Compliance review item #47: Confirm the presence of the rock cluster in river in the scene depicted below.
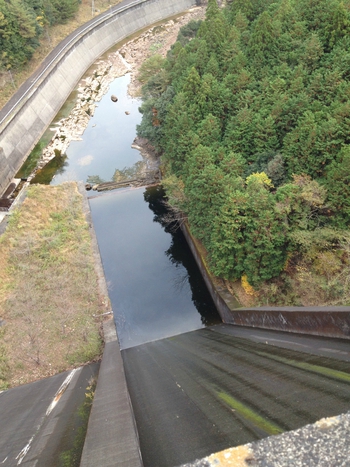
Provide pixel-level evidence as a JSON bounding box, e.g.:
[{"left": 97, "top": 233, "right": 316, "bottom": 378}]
[{"left": 34, "top": 52, "right": 131, "bottom": 172}]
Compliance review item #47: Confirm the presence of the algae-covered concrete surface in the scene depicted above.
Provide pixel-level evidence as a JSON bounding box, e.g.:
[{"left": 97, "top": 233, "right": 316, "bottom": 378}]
[
  {"left": 80, "top": 322, "right": 350, "bottom": 467},
  {"left": 122, "top": 325, "right": 350, "bottom": 467}
]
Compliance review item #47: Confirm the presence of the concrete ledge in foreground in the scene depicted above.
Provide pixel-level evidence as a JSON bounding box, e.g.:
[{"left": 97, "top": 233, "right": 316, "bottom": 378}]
[
  {"left": 180, "top": 411, "right": 350, "bottom": 467},
  {"left": 80, "top": 319, "right": 143, "bottom": 467}
]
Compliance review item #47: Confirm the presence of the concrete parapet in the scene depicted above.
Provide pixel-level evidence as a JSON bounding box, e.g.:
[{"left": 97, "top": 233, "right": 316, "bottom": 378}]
[
  {"left": 0, "top": 0, "right": 196, "bottom": 197},
  {"left": 80, "top": 320, "right": 143, "bottom": 467},
  {"left": 181, "top": 412, "right": 350, "bottom": 467},
  {"left": 224, "top": 307, "right": 350, "bottom": 339}
]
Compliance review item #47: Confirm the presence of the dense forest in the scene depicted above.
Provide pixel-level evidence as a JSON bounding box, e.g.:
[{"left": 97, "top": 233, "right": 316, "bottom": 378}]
[
  {"left": 0, "top": 0, "right": 80, "bottom": 70},
  {"left": 137, "top": 0, "right": 350, "bottom": 305}
]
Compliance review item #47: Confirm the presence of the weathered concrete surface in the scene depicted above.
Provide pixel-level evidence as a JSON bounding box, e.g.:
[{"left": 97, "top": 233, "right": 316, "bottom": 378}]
[
  {"left": 223, "top": 306, "right": 350, "bottom": 340},
  {"left": 0, "top": 0, "right": 197, "bottom": 197},
  {"left": 181, "top": 412, "right": 350, "bottom": 467},
  {"left": 80, "top": 319, "right": 143, "bottom": 467},
  {"left": 181, "top": 223, "right": 350, "bottom": 340},
  {"left": 122, "top": 325, "right": 350, "bottom": 467},
  {"left": 0, "top": 364, "right": 99, "bottom": 467}
]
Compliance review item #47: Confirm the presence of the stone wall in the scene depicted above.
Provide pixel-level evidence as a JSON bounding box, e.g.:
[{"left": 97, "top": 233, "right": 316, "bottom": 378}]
[{"left": 0, "top": 0, "right": 196, "bottom": 197}]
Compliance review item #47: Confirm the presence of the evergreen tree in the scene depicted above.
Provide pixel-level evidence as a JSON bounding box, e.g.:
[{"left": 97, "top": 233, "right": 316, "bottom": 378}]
[
  {"left": 137, "top": 0, "right": 350, "bottom": 289},
  {"left": 0, "top": 0, "right": 80, "bottom": 71},
  {"left": 324, "top": 146, "right": 350, "bottom": 227}
]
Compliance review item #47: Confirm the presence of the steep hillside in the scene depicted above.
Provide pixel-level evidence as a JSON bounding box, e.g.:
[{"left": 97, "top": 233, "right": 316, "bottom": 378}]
[{"left": 137, "top": 0, "right": 350, "bottom": 306}]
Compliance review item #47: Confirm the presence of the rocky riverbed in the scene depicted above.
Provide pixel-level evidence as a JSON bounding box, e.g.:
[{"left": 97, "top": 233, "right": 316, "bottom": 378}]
[{"left": 32, "top": 5, "right": 206, "bottom": 182}]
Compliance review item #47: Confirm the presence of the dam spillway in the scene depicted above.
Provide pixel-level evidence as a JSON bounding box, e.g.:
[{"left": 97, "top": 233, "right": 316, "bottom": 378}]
[
  {"left": 2, "top": 6, "right": 350, "bottom": 465},
  {"left": 122, "top": 324, "right": 350, "bottom": 467}
]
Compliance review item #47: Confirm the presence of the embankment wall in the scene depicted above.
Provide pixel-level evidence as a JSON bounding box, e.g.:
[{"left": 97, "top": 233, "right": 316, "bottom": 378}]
[
  {"left": 0, "top": 0, "right": 197, "bottom": 196},
  {"left": 181, "top": 224, "right": 350, "bottom": 340}
]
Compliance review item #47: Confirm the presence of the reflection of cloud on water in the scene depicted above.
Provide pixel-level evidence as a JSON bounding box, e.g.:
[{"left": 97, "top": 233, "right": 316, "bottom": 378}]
[{"left": 77, "top": 155, "right": 93, "bottom": 166}]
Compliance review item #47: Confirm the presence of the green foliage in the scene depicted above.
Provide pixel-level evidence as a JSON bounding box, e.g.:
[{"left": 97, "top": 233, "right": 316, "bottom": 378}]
[
  {"left": 0, "top": 0, "right": 79, "bottom": 70},
  {"left": 176, "top": 19, "right": 202, "bottom": 46},
  {"left": 138, "top": 55, "right": 166, "bottom": 85},
  {"left": 137, "top": 0, "right": 350, "bottom": 288},
  {"left": 324, "top": 146, "right": 350, "bottom": 227}
]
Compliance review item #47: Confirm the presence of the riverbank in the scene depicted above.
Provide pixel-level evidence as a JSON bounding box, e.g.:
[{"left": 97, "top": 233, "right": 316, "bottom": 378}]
[
  {"left": 0, "top": 182, "right": 108, "bottom": 388},
  {"left": 28, "top": 6, "right": 206, "bottom": 181}
]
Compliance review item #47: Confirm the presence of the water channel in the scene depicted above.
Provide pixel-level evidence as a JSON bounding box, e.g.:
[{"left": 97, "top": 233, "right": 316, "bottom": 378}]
[
  {"left": 40, "top": 72, "right": 221, "bottom": 349},
  {"left": 31, "top": 62, "right": 350, "bottom": 467}
]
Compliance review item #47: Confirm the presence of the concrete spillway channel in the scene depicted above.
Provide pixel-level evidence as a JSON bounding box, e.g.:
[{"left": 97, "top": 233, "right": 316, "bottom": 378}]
[{"left": 121, "top": 324, "right": 350, "bottom": 467}]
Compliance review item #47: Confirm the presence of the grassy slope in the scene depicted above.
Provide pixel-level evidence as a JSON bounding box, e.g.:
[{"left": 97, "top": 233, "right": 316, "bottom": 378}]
[{"left": 0, "top": 183, "right": 107, "bottom": 389}]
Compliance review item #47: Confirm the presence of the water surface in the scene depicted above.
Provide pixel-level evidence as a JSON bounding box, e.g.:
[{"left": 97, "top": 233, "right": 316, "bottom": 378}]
[
  {"left": 51, "top": 74, "right": 142, "bottom": 185},
  {"left": 89, "top": 185, "right": 220, "bottom": 349},
  {"left": 39, "top": 72, "right": 221, "bottom": 348}
]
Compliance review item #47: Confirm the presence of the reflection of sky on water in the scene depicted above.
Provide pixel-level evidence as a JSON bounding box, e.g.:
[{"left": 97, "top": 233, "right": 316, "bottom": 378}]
[
  {"left": 51, "top": 74, "right": 142, "bottom": 185},
  {"left": 52, "top": 71, "right": 220, "bottom": 348},
  {"left": 89, "top": 187, "right": 220, "bottom": 349}
]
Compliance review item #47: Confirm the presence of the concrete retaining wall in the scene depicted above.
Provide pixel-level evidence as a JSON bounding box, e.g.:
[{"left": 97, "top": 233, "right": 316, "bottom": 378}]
[
  {"left": 0, "top": 0, "right": 197, "bottom": 197},
  {"left": 181, "top": 223, "right": 350, "bottom": 340},
  {"left": 180, "top": 223, "right": 239, "bottom": 322},
  {"left": 224, "top": 307, "right": 350, "bottom": 339}
]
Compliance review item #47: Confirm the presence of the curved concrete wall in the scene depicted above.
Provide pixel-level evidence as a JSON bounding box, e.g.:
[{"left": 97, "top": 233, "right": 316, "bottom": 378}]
[{"left": 0, "top": 0, "right": 197, "bottom": 197}]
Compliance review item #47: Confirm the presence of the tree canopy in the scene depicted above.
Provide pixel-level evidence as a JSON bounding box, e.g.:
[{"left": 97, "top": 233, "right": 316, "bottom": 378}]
[
  {"left": 137, "top": 0, "right": 350, "bottom": 297},
  {"left": 0, "top": 0, "right": 79, "bottom": 70}
]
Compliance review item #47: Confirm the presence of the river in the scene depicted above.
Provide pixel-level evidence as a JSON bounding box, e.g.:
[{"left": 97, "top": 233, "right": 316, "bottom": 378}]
[{"left": 38, "top": 72, "right": 221, "bottom": 349}]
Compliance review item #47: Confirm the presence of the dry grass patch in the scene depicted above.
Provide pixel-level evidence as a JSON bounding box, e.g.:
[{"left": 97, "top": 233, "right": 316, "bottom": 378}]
[{"left": 0, "top": 183, "right": 107, "bottom": 389}]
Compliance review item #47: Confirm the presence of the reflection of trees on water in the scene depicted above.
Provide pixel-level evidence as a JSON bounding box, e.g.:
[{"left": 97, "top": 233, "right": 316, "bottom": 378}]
[
  {"left": 144, "top": 185, "right": 221, "bottom": 327},
  {"left": 112, "top": 161, "right": 147, "bottom": 183},
  {"left": 87, "top": 161, "right": 147, "bottom": 186},
  {"left": 86, "top": 174, "right": 105, "bottom": 185},
  {"left": 31, "top": 154, "right": 69, "bottom": 185}
]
